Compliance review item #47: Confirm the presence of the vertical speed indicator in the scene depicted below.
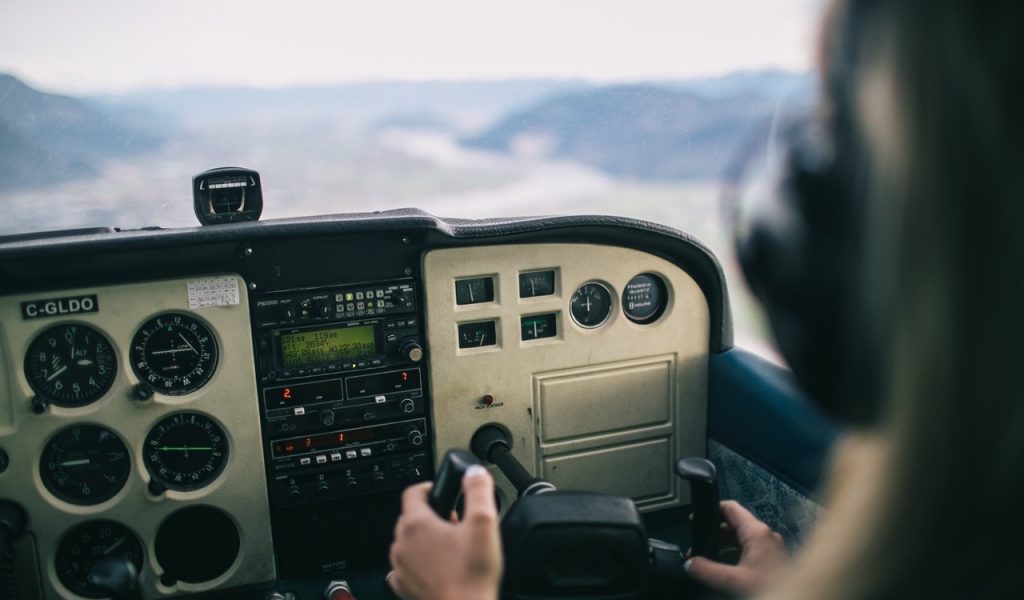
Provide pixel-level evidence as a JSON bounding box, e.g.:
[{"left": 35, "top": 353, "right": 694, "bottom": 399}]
[{"left": 131, "top": 313, "right": 218, "bottom": 395}]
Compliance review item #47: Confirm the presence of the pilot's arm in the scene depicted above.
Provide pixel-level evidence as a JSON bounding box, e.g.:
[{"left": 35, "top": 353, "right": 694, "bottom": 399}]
[{"left": 388, "top": 465, "right": 503, "bottom": 600}]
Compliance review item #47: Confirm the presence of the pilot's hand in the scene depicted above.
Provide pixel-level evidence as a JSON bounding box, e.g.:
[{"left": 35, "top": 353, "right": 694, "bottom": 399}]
[
  {"left": 685, "top": 500, "right": 788, "bottom": 598},
  {"left": 388, "top": 465, "right": 502, "bottom": 600}
]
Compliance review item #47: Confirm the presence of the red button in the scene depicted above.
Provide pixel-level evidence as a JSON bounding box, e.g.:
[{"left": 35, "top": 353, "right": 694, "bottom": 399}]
[{"left": 482, "top": 395, "right": 494, "bottom": 405}]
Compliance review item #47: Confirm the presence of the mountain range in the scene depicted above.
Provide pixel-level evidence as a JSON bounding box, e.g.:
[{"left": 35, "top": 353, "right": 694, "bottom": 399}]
[
  {"left": 464, "top": 73, "right": 813, "bottom": 180},
  {"left": 0, "top": 70, "right": 812, "bottom": 191},
  {"left": 0, "top": 74, "right": 164, "bottom": 190}
]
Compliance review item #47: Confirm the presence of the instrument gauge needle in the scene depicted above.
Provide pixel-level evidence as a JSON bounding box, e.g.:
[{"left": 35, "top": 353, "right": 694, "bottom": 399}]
[
  {"left": 47, "top": 365, "right": 68, "bottom": 381},
  {"left": 178, "top": 333, "right": 199, "bottom": 354},
  {"left": 103, "top": 536, "right": 128, "bottom": 555}
]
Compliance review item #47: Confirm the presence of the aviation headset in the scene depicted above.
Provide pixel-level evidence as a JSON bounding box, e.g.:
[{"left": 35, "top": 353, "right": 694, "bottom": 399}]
[{"left": 730, "top": 0, "right": 886, "bottom": 427}]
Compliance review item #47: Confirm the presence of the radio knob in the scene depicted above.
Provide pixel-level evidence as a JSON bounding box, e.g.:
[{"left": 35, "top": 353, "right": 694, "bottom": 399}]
[
  {"left": 399, "top": 339, "right": 424, "bottom": 362},
  {"left": 316, "top": 481, "right": 330, "bottom": 494},
  {"left": 372, "top": 472, "right": 385, "bottom": 485},
  {"left": 287, "top": 484, "right": 301, "bottom": 497},
  {"left": 320, "top": 410, "right": 336, "bottom": 426},
  {"left": 405, "top": 426, "right": 425, "bottom": 447},
  {"left": 399, "top": 398, "right": 415, "bottom": 413},
  {"left": 345, "top": 476, "right": 359, "bottom": 490}
]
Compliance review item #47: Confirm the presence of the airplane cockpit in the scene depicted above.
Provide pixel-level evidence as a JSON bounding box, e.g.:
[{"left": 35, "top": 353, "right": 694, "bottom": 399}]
[
  {"left": 0, "top": 180, "right": 838, "bottom": 600},
  {"left": 0, "top": 3, "right": 848, "bottom": 598}
]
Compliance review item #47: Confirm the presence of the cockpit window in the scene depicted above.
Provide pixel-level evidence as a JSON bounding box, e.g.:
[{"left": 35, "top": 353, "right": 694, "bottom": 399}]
[{"left": 0, "top": 0, "right": 823, "bottom": 354}]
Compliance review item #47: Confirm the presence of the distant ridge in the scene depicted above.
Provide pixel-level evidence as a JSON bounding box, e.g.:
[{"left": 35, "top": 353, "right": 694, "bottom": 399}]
[
  {"left": 462, "top": 79, "right": 812, "bottom": 180},
  {"left": 0, "top": 74, "right": 163, "bottom": 190}
]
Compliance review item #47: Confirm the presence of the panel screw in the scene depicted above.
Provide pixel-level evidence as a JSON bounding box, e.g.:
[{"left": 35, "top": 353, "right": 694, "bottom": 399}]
[
  {"left": 244, "top": 246, "right": 254, "bottom": 257},
  {"left": 249, "top": 282, "right": 257, "bottom": 290}
]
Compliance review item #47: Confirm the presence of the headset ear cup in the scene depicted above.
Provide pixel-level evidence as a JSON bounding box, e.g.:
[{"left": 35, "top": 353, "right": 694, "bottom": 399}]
[{"left": 737, "top": 136, "right": 880, "bottom": 425}]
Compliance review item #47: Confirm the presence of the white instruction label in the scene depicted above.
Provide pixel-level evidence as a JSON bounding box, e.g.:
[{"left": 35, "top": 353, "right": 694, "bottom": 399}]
[{"left": 187, "top": 276, "right": 241, "bottom": 309}]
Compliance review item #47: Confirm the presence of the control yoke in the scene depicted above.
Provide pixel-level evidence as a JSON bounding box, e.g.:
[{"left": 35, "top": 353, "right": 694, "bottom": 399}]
[{"left": 428, "top": 426, "right": 729, "bottom": 599}]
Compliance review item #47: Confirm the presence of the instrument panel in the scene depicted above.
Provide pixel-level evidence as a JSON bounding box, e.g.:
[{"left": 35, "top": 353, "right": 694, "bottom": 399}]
[
  {"left": 0, "top": 216, "right": 725, "bottom": 599},
  {"left": 0, "top": 275, "right": 275, "bottom": 598}
]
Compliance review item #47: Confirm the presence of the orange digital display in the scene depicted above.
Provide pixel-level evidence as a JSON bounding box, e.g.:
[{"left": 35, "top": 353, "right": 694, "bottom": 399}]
[{"left": 264, "top": 379, "right": 342, "bottom": 410}]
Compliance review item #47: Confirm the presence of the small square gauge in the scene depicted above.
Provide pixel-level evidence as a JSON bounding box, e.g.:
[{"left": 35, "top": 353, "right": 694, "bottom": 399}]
[
  {"left": 521, "top": 313, "right": 557, "bottom": 341},
  {"left": 458, "top": 321, "right": 497, "bottom": 348},
  {"left": 455, "top": 277, "right": 495, "bottom": 305},
  {"left": 518, "top": 270, "right": 556, "bottom": 298}
]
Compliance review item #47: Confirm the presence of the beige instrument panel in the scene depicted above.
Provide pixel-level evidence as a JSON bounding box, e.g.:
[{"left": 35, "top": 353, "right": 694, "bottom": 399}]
[
  {"left": 0, "top": 275, "right": 275, "bottom": 599},
  {"left": 424, "top": 243, "right": 709, "bottom": 511}
]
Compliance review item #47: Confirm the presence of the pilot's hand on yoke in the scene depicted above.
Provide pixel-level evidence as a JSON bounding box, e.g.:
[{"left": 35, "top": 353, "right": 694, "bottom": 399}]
[
  {"left": 685, "top": 500, "right": 789, "bottom": 598},
  {"left": 388, "top": 465, "right": 502, "bottom": 600}
]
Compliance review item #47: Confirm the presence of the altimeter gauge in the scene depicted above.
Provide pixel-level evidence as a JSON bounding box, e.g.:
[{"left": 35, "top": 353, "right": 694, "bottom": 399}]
[
  {"left": 25, "top": 323, "right": 117, "bottom": 407},
  {"left": 130, "top": 313, "right": 218, "bottom": 395},
  {"left": 144, "top": 412, "right": 228, "bottom": 491}
]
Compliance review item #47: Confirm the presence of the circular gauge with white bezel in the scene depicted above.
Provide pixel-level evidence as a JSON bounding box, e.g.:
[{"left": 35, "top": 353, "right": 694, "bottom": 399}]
[
  {"left": 130, "top": 313, "right": 218, "bottom": 395},
  {"left": 25, "top": 323, "right": 117, "bottom": 407},
  {"left": 570, "top": 282, "right": 613, "bottom": 328}
]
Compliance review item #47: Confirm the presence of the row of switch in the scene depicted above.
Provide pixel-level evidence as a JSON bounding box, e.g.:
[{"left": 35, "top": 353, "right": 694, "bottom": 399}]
[
  {"left": 298, "top": 446, "right": 375, "bottom": 467},
  {"left": 335, "top": 289, "right": 387, "bottom": 302}
]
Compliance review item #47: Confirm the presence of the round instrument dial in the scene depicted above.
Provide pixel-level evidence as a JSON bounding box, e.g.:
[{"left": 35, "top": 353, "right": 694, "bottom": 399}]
[
  {"left": 130, "top": 313, "right": 218, "bottom": 395},
  {"left": 144, "top": 412, "right": 228, "bottom": 491},
  {"left": 622, "top": 274, "right": 668, "bottom": 324},
  {"left": 570, "top": 282, "right": 613, "bottom": 328},
  {"left": 25, "top": 324, "right": 117, "bottom": 407},
  {"left": 55, "top": 521, "right": 144, "bottom": 598},
  {"left": 40, "top": 424, "right": 131, "bottom": 505}
]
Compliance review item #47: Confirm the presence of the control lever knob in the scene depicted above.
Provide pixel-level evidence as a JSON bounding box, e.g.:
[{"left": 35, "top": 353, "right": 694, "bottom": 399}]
[
  {"left": 675, "top": 457, "right": 721, "bottom": 559},
  {"left": 429, "top": 450, "right": 480, "bottom": 517},
  {"left": 399, "top": 339, "right": 424, "bottom": 362},
  {"left": 87, "top": 556, "right": 142, "bottom": 600}
]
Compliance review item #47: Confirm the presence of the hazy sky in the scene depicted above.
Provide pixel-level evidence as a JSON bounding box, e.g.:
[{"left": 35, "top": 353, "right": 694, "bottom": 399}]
[{"left": 1, "top": 0, "right": 824, "bottom": 93}]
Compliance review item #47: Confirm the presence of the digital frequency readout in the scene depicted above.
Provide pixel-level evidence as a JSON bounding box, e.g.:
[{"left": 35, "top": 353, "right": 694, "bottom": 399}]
[{"left": 279, "top": 325, "right": 376, "bottom": 367}]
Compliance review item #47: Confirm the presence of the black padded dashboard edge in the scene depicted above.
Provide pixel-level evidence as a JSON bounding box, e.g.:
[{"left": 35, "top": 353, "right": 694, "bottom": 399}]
[{"left": 0, "top": 209, "right": 733, "bottom": 352}]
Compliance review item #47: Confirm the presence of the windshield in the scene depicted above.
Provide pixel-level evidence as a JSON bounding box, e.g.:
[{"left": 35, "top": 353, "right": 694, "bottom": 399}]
[{"left": 0, "top": 0, "right": 824, "bottom": 355}]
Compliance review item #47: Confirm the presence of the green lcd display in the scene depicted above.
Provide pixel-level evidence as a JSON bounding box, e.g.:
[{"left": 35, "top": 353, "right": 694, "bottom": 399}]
[{"left": 279, "top": 325, "right": 376, "bottom": 367}]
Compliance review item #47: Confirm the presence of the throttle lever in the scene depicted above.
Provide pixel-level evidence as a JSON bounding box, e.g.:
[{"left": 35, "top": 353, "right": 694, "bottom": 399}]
[
  {"left": 429, "top": 449, "right": 481, "bottom": 518},
  {"left": 675, "top": 457, "right": 721, "bottom": 559}
]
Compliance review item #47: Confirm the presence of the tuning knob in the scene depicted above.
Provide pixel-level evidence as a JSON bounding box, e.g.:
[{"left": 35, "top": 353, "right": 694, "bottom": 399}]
[
  {"left": 399, "top": 398, "right": 416, "bottom": 413},
  {"left": 405, "top": 426, "right": 424, "bottom": 447},
  {"left": 399, "top": 339, "right": 423, "bottom": 362}
]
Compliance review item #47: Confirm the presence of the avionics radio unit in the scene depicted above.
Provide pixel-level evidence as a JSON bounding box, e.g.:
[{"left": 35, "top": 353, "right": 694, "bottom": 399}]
[{"left": 251, "top": 278, "right": 432, "bottom": 506}]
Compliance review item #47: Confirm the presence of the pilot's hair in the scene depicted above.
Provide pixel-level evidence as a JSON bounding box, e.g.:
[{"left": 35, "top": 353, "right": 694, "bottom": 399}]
[{"left": 763, "top": 0, "right": 1024, "bottom": 598}]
